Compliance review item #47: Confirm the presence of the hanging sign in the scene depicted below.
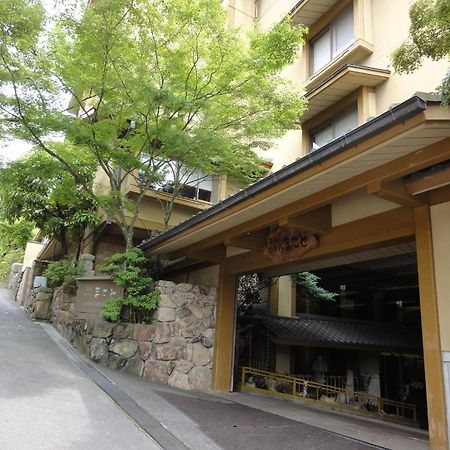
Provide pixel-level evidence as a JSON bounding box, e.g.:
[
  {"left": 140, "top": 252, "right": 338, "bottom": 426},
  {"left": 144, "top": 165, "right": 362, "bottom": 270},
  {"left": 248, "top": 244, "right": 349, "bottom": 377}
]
[{"left": 263, "top": 226, "right": 318, "bottom": 263}]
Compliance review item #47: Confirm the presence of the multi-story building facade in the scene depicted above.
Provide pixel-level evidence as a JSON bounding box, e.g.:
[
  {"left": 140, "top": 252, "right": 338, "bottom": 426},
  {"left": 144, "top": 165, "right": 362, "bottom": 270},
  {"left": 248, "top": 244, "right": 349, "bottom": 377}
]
[{"left": 141, "top": 1, "right": 450, "bottom": 448}]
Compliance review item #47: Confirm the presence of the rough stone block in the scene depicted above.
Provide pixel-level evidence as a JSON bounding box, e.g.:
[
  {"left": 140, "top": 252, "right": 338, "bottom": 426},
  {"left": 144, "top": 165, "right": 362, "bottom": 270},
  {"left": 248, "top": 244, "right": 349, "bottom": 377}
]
[
  {"left": 155, "top": 344, "right": 183, "bottom": 361},
  {"left": 138, "top": 342, "right": 152, "bottom": 360},
  {"left": 156, "top": 280, "right": 176, "bottom": 288},
  {"left": 177, "top": 283, "right": 193, "bottom": 293},
  {"left": 170, "top": 322, "right": 181, "bottom": 336},
  {"left": 109, "top": 339, "right": 139, "bottom": 358},
  {"left": 132, "top": 324, "right": 156, "bottom": 341},
  {"left": 158, "top": 294, "right": 176, "bottom": 308},
  {"left": 34, "top": 300, "right": 52, "bottom": 320},
  {"left": 109, "top": 353, "right": 127, "bottom": 371},
  {"left": 188, "top": 366, "right": 211, "bottom": 391},
  {"left": 169, "top": 337, "right": 187, "bottom": 348},
  {"left": 154, "top": 323, "right": 170, "bottom": 343},
  {"left": 175, "top": 360, "right": 194, "bottom": 374},
  {"left": 143, "top": 361, "right": 174, "bottom": 383},
  {"left": 168, "top": 371, "right": 191, "bottom": 391},
  {"left": 176, "top": 307, "right": 192, "bottom": 319},
  {"left": 89, "top": 338, "right": 109, "bottom": 363},
  {"left": 192, "top": 343, "right": 212, "bottom": 366},
  {"left": 36, "top": 292, "right": 52, "bottom": 301},
  {"left": 92, "top": 321, "right": 114, "bottom": 338},
  {"left": 187, "top": 304, "right": 203, "bottom": 319},
  {"left": 113, "top": 324, "right": 131, "bottom": 339},
  {"left": 124, "top": 356, "right": 144, "bottom": 377},
  {"left": 157, "top": 307, "right": 176, "bottom": 322}
]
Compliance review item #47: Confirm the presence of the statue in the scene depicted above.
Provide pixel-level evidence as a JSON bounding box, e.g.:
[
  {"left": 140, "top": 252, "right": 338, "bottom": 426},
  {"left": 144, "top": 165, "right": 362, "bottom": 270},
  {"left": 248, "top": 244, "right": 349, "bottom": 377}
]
[{"left": 312, "top": 356, "right": 327, "bottom": 384}]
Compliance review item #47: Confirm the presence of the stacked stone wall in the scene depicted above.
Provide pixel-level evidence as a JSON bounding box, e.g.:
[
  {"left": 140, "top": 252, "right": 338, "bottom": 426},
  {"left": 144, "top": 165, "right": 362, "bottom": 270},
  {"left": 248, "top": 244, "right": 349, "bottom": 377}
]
[
  {"left": 25, "top": 287, "right": 54, "bottom": 320},
  {"left": 58, "top": 280, "right": 217, "bottom": 391},
  {"left": 5, "top": 263, "right": 23, "bottom": 300}
]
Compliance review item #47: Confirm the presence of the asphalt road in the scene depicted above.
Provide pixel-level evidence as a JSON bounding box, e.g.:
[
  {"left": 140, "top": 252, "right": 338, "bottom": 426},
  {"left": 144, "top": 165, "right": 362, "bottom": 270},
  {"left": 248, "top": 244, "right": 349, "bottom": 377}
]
[{"left": 0, "top": 289, "right": 160, "bottom": 450}]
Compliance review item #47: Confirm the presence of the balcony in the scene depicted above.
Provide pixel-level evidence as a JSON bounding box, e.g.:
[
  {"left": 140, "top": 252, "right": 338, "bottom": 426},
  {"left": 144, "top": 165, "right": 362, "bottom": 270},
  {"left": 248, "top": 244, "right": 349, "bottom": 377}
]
[
  {"left": 301, "top": 64, "right": 390, "bottom": 123},
  {"left": 290, "top": 0, "right": 340, "bottom": 27},
  {"left": 123, "top": 173, "right": 212, "bottom": 212}
]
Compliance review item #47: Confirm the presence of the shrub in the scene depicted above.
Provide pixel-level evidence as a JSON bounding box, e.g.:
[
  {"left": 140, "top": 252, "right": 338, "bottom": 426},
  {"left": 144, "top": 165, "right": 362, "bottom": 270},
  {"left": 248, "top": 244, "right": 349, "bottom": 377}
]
[
  {"left": 100, "top": 248, "right": 159, "bottom": 323},
  {"left": 44, "top": 257, "right": 85, "bottom": 290},
  {"left": 0, "top": 249, "right": 24, "bottom": 282}
]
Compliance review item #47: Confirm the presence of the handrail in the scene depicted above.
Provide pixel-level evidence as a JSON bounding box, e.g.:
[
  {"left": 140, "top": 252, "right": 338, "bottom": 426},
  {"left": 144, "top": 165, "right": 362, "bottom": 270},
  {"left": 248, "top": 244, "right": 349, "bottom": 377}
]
[{"left": 240, "top": 366, "right": 416, "bottom": 422}]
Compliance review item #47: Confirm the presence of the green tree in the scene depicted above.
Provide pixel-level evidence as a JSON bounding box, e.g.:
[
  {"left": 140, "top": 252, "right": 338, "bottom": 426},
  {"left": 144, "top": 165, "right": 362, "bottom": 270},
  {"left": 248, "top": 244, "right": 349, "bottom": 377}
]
[
  {"left": 0, "top": 147, "right": 97, "bottom": 255},
  {"left": 292, "top": 272, "right": 337, "bottom": 302},
  {"left": 392, "top": 0, "right": 450, "bottom": 104},
  {"left": 0, "top": 0, "right": 307, "bottom": 250},
  {"left": 100, "top": 247, "right": 159, "bottom": 323},
  {"left": 0, "top": 219, "right": 34, "bottom": 255}
]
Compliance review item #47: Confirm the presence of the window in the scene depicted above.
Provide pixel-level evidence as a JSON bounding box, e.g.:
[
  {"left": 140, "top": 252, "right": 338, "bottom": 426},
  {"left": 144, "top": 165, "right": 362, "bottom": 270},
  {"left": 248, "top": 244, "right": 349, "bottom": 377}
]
[
  {"left": 138, "top": 157, "right": 212, "bottom": 202},
  {"left": 311, "top": 104, "right": 358, "bottom": 150},
  {"left": 311, "top": 4, "right": 354, "bottom": 74}
]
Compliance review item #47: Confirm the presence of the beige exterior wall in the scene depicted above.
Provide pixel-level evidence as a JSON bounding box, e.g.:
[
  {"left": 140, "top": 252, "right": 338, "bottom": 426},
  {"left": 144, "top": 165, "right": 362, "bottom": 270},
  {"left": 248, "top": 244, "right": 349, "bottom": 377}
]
[
  {"left": 22, "top": 241, "right": 45, "bottom": 270},
  {"left": 169, "top": 265, "right": 220, "bottom": 288},
  {"left": 332, "top": 191, "right": 398, "bottom": 227},
  {"left": 229, "top": 0, "right": 449, "bottom": 169},
  {"left": 362, "top": 0, "right": 448, "bottom": 117},
  {"left": 430, "top": 202, "right": 450, "bottom": 353}
]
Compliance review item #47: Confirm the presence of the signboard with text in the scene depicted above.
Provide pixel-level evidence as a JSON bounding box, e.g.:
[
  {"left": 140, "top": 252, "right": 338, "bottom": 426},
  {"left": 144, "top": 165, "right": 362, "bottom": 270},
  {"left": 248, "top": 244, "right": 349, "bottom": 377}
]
[{"left": 263, "top": 226, "right": 318, "bottom": 263}]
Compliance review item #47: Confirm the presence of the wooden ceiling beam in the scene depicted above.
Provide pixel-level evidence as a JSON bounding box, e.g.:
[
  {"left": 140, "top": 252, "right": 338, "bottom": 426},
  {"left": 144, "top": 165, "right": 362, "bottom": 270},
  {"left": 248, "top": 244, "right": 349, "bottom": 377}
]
[
  {"left": 224, "top": 207, "right": 415, "bottom": 275},
  {"left": 225, "top": 228, "right": 268, "bottom": 251},
  {"left": 186, "top": 244, "right": 227, "bottom": 263},
  {"left": 367, "top": 180, "right": 425, "bottom": 208},
  {"left": 153, "top": 136, "right": 450, "bottom": 257},
  {"left": 279, "top": 205, "right": 331, "bottom": 234},
  {"left": 406, "top": 166, "right": 450, "bottom": 195}
]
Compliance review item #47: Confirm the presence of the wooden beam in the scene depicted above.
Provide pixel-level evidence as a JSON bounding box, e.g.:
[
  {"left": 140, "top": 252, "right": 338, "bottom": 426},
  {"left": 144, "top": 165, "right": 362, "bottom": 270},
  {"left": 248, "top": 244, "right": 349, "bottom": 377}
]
[
  {"left": 225, "top": 229, "right": 268, "bottom": 251},
  {"left": 367, "top": 180, "right": 425, "bottom": 208},
  {"left": 211, "top": 264, "right": 237, "bottom": 392},
  {"left": 149, "top": 114, "right": 433, "bottom": 255},
  {"left": 224, "top": 207, "right": 415, "bottom": 275},
  {"left": 279, "top": 205, "right": 331, "bottom": 234},
  {"left": 407, "top": 166, "right": 450, "bottom": 195},
  {"left": 414, "top": 206, "right": 449, "bottom": 450},
  {"left": 164, "top": 136, "right": 450, "bottom": 257},
  {"left": 186, "top": 245, "right": 226, "bottom": 263}
]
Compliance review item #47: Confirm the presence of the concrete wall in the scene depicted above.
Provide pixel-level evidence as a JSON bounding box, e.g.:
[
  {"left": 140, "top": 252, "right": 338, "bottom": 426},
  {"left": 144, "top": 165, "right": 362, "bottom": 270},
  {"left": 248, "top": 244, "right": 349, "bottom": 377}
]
[{"left": 22, "top": 242, "right": 45, "bottom": 271}]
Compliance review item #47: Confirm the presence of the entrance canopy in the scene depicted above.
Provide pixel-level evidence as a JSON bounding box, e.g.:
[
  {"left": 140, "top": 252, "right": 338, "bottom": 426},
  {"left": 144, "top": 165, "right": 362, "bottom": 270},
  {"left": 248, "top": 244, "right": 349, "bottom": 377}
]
[{"left": 141, "top": 93, "right": 450, "bottom": 277}]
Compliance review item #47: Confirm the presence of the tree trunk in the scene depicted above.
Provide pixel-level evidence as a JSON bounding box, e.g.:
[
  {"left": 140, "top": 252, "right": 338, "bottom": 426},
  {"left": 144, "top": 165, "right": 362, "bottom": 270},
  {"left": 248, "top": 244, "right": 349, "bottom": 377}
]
[{"left": 59, "top": 228, "right": 68, "bottom": 256}]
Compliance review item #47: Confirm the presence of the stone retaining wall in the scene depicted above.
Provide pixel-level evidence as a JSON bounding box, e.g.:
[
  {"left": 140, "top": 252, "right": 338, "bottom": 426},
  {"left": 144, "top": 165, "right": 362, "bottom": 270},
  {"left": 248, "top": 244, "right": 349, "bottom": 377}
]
[
  {"left": 58, "top": 280, "right": 217, "bottom": 391},
  {"left": 5, "top": 263, "right": 23, "bottom": 300},
  {"left": 25, "top": 287, "right": 54, "bottom": 320}
]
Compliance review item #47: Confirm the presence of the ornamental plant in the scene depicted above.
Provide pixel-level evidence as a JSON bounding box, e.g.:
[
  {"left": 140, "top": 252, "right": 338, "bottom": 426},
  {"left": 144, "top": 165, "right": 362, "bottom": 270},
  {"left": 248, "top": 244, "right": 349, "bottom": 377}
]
[
  {"left": 44, "top": 257, "right": 85, "bottom": 290},
  {"left": 100, "top": 248, "right": 159, "bottom": 323}
]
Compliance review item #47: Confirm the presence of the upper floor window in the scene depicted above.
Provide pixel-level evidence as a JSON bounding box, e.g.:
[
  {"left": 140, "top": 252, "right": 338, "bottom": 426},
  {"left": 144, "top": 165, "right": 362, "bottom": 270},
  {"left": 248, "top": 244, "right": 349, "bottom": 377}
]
[
  {"left": 139, "top": 157, "right": 212, "bottom": 202},
  {"left": 311, "top": 4, "right": 354, "bottom": 75},
  {"left": 311, "top": 104, "right": 358, "bottom": 150}
]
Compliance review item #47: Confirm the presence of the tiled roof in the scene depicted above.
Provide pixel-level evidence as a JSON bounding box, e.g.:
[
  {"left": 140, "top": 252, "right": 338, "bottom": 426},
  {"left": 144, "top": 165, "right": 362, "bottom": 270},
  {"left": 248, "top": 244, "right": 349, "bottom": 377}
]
[{"left": 257, "top": 314, "right": 421, "bottom": 352}]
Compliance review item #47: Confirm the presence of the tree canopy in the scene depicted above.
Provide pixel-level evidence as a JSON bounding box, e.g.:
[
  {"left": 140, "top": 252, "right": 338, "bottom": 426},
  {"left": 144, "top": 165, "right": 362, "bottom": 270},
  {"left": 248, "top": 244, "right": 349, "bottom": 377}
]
[
  {"left": 0, "top": 0, "right": 307, "bottom": 250},
  {"left": 392, "top": 0, "right": 450, "bottom": 104},
  {"left": 0, "top": 147, "right": 97, "bottom": 255}
]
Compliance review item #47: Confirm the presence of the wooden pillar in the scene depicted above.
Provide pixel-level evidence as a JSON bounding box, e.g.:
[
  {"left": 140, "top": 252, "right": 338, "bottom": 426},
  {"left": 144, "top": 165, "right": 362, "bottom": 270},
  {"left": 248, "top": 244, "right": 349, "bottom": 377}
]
[
  {"left": 415, "top": 206, "right": 449, "bottom": 450},
  {"left": 211, "top": 263, "right": 237, "bottom": 392}
]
